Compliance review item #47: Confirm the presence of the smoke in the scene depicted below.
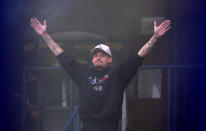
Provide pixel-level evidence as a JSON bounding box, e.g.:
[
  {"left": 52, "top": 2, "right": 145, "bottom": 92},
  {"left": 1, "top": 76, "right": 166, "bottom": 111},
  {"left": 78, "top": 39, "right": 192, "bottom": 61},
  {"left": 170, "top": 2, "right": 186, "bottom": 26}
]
[{"left": 38, "top": 0, "right": 75, "bottom": 23}]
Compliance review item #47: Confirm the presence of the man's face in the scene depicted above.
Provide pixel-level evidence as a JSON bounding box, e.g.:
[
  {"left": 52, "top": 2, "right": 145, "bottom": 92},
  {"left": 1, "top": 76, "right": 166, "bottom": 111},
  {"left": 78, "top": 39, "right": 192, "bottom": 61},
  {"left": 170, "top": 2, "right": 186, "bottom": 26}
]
[{"left": 92, "top": 51, "right": 112, "bottom": 70}]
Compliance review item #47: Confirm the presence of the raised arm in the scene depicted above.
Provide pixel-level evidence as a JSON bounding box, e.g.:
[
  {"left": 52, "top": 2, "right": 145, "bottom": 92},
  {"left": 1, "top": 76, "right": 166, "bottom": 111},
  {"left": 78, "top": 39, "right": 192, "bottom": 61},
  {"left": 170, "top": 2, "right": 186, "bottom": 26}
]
[
  {"left": 138, "top": 19, "right": 171, "bottom": 57},
  {"left": 30, "top": 18, "right": 64, "bottom": 56}
]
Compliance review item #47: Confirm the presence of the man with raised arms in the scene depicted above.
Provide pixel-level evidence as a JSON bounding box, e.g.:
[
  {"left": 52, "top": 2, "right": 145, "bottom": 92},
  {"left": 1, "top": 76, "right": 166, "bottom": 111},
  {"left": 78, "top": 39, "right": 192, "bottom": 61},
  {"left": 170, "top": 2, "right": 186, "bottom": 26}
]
[{"left": 30, "top": 18, "right": 171, "bottom": 131}]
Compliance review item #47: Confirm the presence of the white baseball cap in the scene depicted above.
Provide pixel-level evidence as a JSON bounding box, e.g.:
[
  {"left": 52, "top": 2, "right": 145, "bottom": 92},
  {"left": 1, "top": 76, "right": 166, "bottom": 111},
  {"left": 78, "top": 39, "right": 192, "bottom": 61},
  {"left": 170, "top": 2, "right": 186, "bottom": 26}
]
[{"left": 91, "top": 44, "right": 112, "bottom": 56}]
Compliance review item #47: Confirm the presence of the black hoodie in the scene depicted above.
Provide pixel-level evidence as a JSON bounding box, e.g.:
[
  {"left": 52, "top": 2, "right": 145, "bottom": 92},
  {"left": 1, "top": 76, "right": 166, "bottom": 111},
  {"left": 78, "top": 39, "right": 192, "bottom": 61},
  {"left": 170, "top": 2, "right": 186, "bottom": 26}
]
[{"left": 56, "top": 52, "right": 143, "bottom": 122}]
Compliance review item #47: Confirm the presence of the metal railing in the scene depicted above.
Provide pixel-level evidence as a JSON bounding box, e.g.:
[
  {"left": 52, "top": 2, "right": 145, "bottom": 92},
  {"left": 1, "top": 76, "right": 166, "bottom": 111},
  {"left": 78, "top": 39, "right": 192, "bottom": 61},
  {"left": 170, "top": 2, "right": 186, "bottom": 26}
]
[{"left": 63, "top": 105, "right": 80, "bottom": 131}]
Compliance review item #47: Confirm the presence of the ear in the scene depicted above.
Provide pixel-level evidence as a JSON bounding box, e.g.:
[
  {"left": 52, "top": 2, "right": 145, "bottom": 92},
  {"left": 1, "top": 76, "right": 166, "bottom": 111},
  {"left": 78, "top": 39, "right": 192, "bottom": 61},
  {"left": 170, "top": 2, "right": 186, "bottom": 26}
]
[{"left": 108, "top": 57, "right": 112, "bottom": 63}]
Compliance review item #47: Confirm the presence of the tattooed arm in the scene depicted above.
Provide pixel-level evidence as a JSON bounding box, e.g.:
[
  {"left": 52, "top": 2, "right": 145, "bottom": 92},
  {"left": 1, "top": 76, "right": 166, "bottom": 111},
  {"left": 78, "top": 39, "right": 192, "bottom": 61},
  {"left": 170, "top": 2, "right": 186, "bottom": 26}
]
[
  {"left": 138, "top": 20, "right": 171, "bottom": 57},
  {"left": 30, "top": 18, "right": 63, "bottom": 56},
  {"left": 138, "top": 35, "right": 157, "bottom": 57},
  {"left": 42, "top": 33, "right": 63, "bottom": 56}
]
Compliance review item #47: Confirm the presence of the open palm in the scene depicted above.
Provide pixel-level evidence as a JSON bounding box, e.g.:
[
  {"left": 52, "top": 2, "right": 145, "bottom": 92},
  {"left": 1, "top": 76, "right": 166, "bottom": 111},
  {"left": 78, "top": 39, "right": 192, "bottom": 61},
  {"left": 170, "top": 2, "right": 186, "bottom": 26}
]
[
  {"left": 30, "top": 18, "right": 47, "bottom": 36},
  {"left": 154, "top": 20, "right": 171, "bottom": 38}
]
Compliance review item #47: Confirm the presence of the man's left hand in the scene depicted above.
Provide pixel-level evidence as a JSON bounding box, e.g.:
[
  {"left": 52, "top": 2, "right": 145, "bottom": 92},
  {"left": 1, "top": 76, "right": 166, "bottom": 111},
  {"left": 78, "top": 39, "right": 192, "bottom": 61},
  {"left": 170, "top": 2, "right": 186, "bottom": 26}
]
[{"left": 154, "top": 20, "right": 171, "bottom": 39}]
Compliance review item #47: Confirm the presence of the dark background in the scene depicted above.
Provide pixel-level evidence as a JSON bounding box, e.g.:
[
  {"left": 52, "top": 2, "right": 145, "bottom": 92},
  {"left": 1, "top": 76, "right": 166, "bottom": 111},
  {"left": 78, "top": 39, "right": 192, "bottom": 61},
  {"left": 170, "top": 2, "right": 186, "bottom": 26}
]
[{"left": 1, "top": 0, "right": 206, "bottom": 130}]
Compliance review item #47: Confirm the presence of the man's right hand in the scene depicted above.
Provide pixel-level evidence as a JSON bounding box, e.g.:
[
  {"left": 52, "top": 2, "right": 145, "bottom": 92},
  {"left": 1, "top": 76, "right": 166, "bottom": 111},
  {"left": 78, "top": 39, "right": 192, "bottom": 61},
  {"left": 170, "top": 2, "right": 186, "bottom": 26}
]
[
  {"left": 30, "top": 17, "right": 64, "bottom": 56},
  {"left": 30, "top": 18, "right": 47, "bottom": 36}
]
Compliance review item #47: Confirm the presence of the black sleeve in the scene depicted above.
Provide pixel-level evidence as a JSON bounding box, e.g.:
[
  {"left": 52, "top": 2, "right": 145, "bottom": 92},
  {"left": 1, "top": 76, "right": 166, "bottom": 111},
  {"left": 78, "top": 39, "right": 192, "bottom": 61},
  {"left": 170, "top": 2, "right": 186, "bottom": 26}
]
[
  {"left": 56, "top": 52, "right": 87, "bottom": 87},
  {"left": 116, "top": 55, "right": 143, "bottom": 90}
]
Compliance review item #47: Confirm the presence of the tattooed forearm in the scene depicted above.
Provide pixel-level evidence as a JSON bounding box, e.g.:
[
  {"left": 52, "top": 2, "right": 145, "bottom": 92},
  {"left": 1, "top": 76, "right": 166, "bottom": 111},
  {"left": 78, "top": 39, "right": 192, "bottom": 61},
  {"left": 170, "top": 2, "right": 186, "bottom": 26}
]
[
  {"left": 138, "top": 35, "right": 157, "bottom": 57},
  {"left": 42, "top": 33, "right": 64, "bottom": 56}
]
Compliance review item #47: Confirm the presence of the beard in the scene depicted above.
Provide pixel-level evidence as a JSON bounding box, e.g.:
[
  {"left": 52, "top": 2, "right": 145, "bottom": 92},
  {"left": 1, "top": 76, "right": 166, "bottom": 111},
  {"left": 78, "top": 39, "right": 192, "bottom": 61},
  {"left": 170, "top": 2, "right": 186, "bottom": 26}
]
[
  {"left": 94, "top": 64, "right": 104, "bottom": 70},
  {"left": 93, "top": 61, "right": 111, "bottom": 71},
  {"left": 95, "top": 66, "right": 104, "bottom": 70}
]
